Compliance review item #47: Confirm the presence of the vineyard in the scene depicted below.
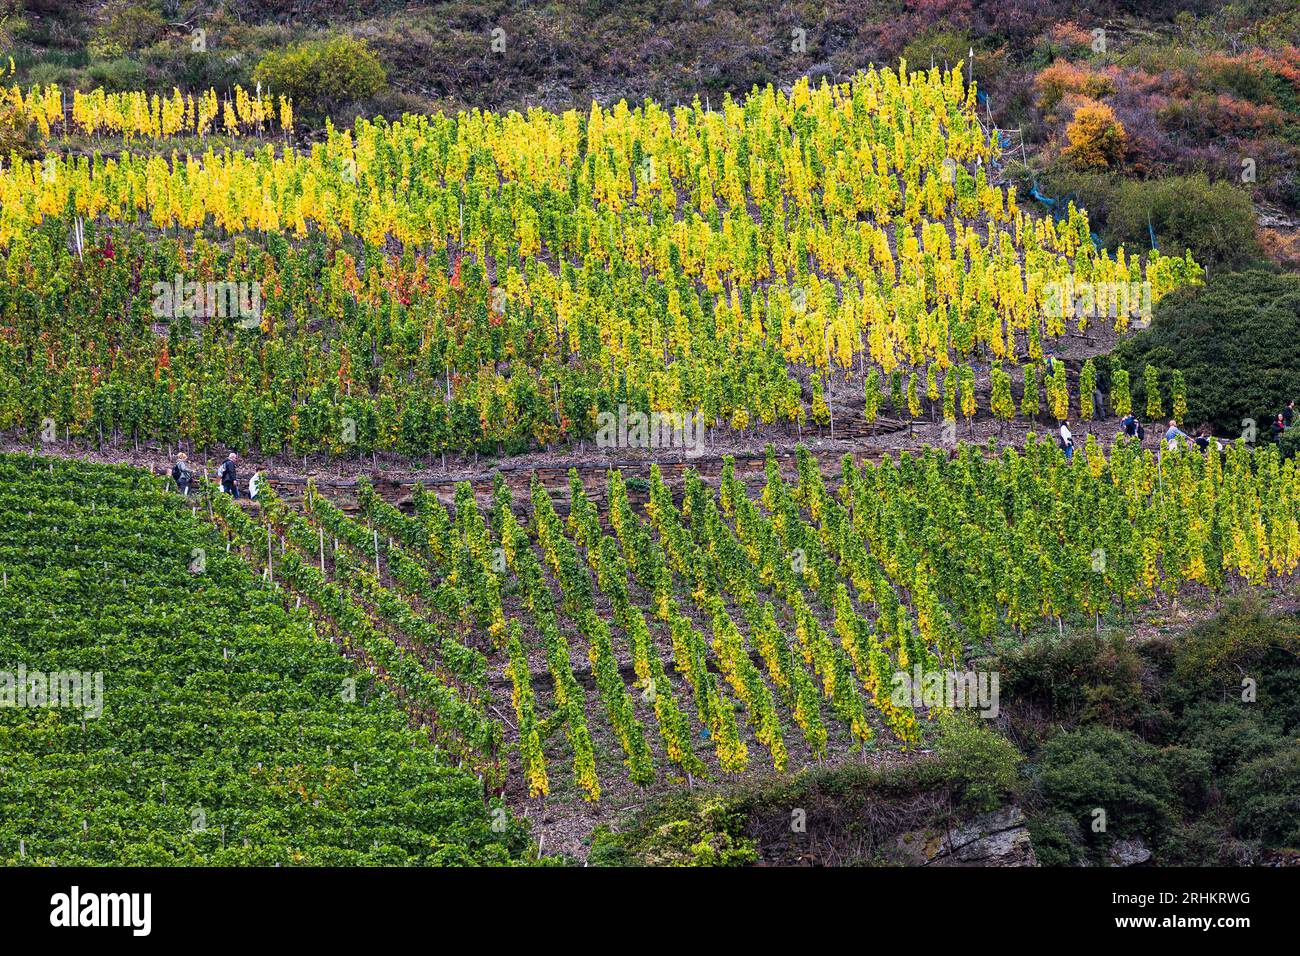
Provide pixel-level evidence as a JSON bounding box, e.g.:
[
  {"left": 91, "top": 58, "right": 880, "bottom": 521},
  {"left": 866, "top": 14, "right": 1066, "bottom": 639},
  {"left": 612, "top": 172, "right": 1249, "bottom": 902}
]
[
  {"left": 0, "top": 67, "right": 1200, "bottom": 460},
  {"left": 0, "top": 453, "right": 530, "bottom": 865},
  {"left": 155, "top": 434, "right": 1300, "bottom": 850},
  {"left": 4, "top": 7, "right": 1296, "bottom": 873}
]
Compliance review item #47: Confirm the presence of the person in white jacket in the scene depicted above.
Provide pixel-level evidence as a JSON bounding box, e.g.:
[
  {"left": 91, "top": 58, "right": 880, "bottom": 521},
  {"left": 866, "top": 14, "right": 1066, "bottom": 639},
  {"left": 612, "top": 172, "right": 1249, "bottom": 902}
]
[{"left": 1059, "top": 421, "right": 1074, "bottom": 462}]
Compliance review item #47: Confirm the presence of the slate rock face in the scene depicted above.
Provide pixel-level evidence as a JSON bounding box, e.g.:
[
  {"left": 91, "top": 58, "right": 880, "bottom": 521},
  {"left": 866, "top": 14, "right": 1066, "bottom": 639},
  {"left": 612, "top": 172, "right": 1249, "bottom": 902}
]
[
  {"left": 1108, "top": 839, "right": 1152, "bottom": 867},
  {"left": 894, "top": 806, "right": 1038, "bottom": 867}
]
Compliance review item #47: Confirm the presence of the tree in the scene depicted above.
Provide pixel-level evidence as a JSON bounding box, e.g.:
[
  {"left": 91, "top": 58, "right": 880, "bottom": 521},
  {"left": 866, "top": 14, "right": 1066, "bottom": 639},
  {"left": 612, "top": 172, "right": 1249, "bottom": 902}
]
[
  {"left": 1050, "top": 361, "right": 1069, "bottom": 421},
  {"left": 959, "top": 364, "right": 976, "bottom": 434},
  {"left": 1171, "top": 369, "right": 1188, "bottom": 424},
  {"left": 1021, "top": 365, "right": 1040, "bottom": 419},
  {"left": 990, "top": 363, "right": 1016, "bottom": 433},
  {"left": 1111, "top": 366, "right": 1132, "bottom": 419}
]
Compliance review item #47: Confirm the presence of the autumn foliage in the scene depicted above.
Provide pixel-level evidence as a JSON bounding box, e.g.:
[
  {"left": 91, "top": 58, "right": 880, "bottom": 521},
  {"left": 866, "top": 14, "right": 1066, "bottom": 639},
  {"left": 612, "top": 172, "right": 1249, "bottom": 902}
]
[{"left": 1063, "top": 100, "right": 1127, "bottom": 170}]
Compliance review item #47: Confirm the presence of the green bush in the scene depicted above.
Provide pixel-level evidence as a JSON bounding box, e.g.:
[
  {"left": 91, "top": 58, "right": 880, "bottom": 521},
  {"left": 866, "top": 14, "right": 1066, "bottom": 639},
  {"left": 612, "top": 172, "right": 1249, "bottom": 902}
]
[
  {"left": 1112, "top": 270, "right": 1300, "bottom": 435},
  {"left": 85, "top": 56, "right": 147, "bottom": 92},
  {"left": 252, "top": 34, "right": 387, "bottom": 124},
  {"left": 1179, "top": 702, "right": 1286, "bottom": 778},
  {"left": 588, "top": 796, "right": 758, "bottom": 867},
  {"left": 1278, "top": 427, "right": 1300, "bottom": 459},
  {"left": 1158, "top": 745, "right": 1213, "bottom": 812},
  {"left": 1169, "top": 595, "right": 1300, "bottom": 694},
  {"left": 932, "top": 713, "right": 1023, "bottom": 812},
  {"left": 1106, "top": 173, "right": 1262, "bottom": 270},
  {"left": 995, "top": 631, "right": 1151, "bottom": 732},
  {"left": 89, "top": 1, "right": 165, "bottom": 58},
  {"left": 1027, "top": 813, "right": 1086, "bottom": 866},
  {"left": 1224, "top": 747, "right": 1300, "bottom": 846},
  {"left": 1036, "top": 726, "right": 1179, "bottom": 850}
]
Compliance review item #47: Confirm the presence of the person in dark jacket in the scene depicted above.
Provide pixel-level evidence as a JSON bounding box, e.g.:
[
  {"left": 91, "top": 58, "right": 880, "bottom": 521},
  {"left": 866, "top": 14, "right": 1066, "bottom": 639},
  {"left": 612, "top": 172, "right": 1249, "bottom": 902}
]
[
  {"left": 217, "top": 453, "right": 239, "bottom": 497},
  {"left": 1284, "top": 400, "right": 1295, "bottom": 428},
  {"left": 1121, "top": 413, "right": 1139, "bottom": 439},
  {"left": 170, "top": 453, "right": 193, "bottom": 495}
]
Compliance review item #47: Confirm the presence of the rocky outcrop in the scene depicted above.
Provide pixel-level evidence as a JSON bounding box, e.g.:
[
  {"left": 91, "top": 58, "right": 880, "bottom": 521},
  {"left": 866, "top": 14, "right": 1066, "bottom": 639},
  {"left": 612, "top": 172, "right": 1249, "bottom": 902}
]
[
  {"left": 893, "top": 806, "right": 1038, "bottom": 867},
  {"left": 1108, "top": 839, "right": 1152, "bottom": 867}
]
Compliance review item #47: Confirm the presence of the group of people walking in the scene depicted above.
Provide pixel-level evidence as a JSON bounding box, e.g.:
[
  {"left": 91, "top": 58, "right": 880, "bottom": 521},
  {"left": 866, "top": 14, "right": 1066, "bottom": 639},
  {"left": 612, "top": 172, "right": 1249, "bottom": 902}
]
[
  {"left": 1058, "top": 413, "right": 1220, "bottom": 462},
  {"left": 170, "top": 451, "right": 263, "bottom": 499}
]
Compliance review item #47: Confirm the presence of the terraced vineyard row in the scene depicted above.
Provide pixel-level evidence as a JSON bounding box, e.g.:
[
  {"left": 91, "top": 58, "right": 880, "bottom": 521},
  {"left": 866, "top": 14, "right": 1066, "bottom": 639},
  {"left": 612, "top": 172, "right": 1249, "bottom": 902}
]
[
  {"left": 201, "top": 435, "right": 1300, "bottom": 802},
  {"left": 1, "top": 67, "right": 1200, "bottom": 458},
  {"left": 0, "top": 453, "right": 529, "bottom": 865}
]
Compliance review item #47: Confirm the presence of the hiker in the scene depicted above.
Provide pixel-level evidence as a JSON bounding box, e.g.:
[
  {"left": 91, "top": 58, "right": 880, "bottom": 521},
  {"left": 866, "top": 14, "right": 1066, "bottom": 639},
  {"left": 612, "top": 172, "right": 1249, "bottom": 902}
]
[
  {"left": 1284, "top": 400, "right": 1295, "bottom": 429},
  {"left": 1194, "top": 426, "right": 1211, "bottom": 452},
  {"left": 1164, "top": 420, "right": 1192, "bottom": 450},
  {"left": 1271, "top": 414, "right": 1287, "bottom": 443},
  {"left": 170, "top": 452, "right": 193, "bottom": 496},
  {"left": 217, "top": 452, "right": 239, "bottom": 498},
  {"left": 1044, "top": 350, "right": 1057, "bottom": 376},
  {"left": 248, "top": 469, "right": 264, "bottom": 501},
  {"left": 1121, "top": 412, "right": 1139, "bottom": 439},
  {"left": 1059, "top": 420, "right": 1074, "bottom": 462}
]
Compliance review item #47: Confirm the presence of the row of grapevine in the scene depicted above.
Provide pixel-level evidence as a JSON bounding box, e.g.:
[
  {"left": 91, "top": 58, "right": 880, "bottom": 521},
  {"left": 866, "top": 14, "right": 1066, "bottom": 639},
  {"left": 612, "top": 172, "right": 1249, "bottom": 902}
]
[
  {"left": 0, "top": 453, "right": 527, "bottom": 864},
  {"left": 5, "top": 84, "right": 292, "bottom": 140},
  {"left": 0, "top": 66, "right": 1200, "bottom": 457},
  {"left": 187, "top": 428, "right": 1300, "bottom": 800}
]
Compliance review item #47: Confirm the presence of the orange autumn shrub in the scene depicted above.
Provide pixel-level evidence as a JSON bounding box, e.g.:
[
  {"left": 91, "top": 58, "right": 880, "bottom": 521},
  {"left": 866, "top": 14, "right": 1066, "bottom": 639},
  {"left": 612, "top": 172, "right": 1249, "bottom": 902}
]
[
  {"left": 1062, "top": 99, "right": 1127, "bottom": 169},
  {"left": 1035, "top": 61, "right": 1117, "bottom": 113}
]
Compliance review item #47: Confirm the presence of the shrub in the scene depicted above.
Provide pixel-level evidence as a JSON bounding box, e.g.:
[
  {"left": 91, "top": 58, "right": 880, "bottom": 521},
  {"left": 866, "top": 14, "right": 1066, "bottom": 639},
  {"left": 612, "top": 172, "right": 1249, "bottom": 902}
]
[
  {"left": 588, "top": 796, "right": 758, "bottom": 867},
  {"left": 1034, "top": 62, "right": 1116, "bottom": 113},
  {"left": 1277, "top": 426, "right": 1300, "bottom": 459},
  {"left": 932, "top": 713, "right": 1022, "bottom": 812},
  {"left": 252, "top": 34, "right": 387, "bottom": 124},
  {"left": 1158, "top": 746, "right": 1213, "bottom": 812},
  {"left": 85, "top": 56, "right": 147, "bottom": 92},
  {"left": 89, "top": 1, "right": 164, "bottom": 58},
  {"left": 1113, "top": 271, "right": 1300, "bottom": 435},
  {"left": 0, "top": 100, "right": 41, "bottom": 159},
  {"left": 1035, "top": 21, "right": 1094, "bottom": 63},
  {"left": 1224, "top": 747, "right": 1300, "bottom": 846},
  {"left": 1106, "top": 173, "right": 1261, "bottom": 270},
  {"left": 1062, "top": 99, "right": 1127, "bottom": 170},
  {"left": 995, "top": 631, "right": 1150, "bottom": 732},
  {"left": 1178, "top": 702, "right": 1286, "bottom": 778},
  {"left": 1170, "top": 595, "right": 1298, "bottom": 691},
  {"left": 1027, "top": 813, "right": 1085, "bottom": 866},
  {"left": 1036, "top": 726, "right": 1179, "bottom": 850}
]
